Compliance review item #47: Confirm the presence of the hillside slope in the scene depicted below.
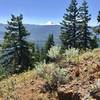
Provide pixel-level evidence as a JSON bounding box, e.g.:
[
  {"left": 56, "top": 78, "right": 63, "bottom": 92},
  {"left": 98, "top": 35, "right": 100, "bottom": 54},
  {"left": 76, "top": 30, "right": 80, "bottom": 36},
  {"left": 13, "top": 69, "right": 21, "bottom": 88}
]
[{"left": 0, "top": 48, "right": 100, "bottom": 100}]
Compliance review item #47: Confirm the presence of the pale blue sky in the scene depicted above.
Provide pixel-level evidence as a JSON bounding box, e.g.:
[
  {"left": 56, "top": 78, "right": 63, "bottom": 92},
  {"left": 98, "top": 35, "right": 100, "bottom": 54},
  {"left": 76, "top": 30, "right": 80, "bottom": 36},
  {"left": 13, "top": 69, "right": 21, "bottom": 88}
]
[{"left": 0, "top": 0, "right": 99, "bottom": 26}]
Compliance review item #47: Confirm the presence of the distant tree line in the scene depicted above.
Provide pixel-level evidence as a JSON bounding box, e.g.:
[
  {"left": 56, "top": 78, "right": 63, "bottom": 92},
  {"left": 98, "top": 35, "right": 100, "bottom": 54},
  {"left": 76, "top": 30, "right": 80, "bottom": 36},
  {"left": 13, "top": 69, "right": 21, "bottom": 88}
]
[{"left": 0, "top": 0, "right": 100, "bottom": 75}]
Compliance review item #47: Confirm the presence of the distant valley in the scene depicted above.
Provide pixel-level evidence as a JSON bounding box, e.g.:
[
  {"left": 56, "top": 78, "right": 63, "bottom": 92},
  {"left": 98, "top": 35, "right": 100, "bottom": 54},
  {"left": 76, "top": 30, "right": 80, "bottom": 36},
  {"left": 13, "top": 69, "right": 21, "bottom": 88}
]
[
  {"left": 0, "top": 24, "right": 60, "bottom": 43},
  {"left": 0, "top": 24, "right": 100, "bottom": 46}
]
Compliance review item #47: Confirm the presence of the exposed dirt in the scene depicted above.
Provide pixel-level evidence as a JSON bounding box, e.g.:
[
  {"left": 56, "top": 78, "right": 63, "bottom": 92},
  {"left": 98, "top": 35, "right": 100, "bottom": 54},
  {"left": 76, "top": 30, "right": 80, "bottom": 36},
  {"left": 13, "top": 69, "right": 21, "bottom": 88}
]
[
  {"left": 57, "top": 58, "right": 100, "bottom": 100},
  {"left": 13, "top": 78, "right": 57, "bottom": 100}
]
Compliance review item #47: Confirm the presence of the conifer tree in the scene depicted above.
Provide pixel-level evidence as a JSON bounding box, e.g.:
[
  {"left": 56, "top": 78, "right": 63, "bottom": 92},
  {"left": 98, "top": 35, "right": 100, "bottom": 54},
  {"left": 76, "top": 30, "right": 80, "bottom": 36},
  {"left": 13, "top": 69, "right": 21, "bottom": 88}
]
[
  {"left": 97, "top": 11, "right": 100, "bottom": 24},
  {"left": 79, "top": 0, "right": 98, "bottom": 50},
  {"left": 28, "top": 42, "right": 35, "bottom": 67},
  {"left": 93, "top": 10, "right": 100, "bottom": 48},
  {"left": 34, "top": 45, "right": 40, "bottom": 62},
  {"left": 95, "top": 11, "right": 100, "bottom": 34},
  {"left": 1, "top": 14, "right": 32, "bottom": 73},
  {"left": 60, "top": 0, "right": 79, "bottom": 49},
  {"left": 45, "top": 34, "right": 55, "bottom": 53},
  {"left": 40, "top": 47, "right": 46, "bottom": 61},
  {"left": 90, "top": 36, "right": 98, "bottom": 49}
]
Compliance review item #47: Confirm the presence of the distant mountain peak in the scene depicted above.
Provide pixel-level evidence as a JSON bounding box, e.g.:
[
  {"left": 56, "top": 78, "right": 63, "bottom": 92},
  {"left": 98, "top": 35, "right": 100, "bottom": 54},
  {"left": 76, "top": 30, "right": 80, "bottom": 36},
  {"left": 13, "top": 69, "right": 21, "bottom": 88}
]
[{"left": 45, "top": 21, "right": 55, "bottom": 25}]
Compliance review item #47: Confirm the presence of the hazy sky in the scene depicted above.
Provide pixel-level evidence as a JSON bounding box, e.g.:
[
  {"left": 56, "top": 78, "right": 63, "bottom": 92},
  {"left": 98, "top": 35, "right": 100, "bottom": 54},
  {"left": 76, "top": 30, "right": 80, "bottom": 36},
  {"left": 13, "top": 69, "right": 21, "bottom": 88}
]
[{"left": 0, "top": 0, "right": 100, "bottom": 26}]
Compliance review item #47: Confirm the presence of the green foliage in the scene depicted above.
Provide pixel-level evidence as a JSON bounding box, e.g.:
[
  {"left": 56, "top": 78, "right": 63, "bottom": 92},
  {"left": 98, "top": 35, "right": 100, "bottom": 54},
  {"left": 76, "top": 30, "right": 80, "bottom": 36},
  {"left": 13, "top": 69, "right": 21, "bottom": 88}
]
[
  {"left": 97, "top": 11, "right": 100, "bottom": 23},
  {"left": 78, "top": 0, "right": 98, "bottom": 50},
  {"left": 35, "top": 62, "right": 55, "bottom": 83},
  {"left": 40, "top": 47, "right": 47, "bottom": 62},
  {"left": 28, "top": 42, "right": 35, "bottom": 67},
  {"left": 45, "top": 34, "right": 55, "bottom": 53},
  {"left": 64, "top": 48, "right": 79, "bottom": 63},
  {"left": 93, "top": 11, "right": 100, "bottom": 46},
  {"left": 42, "top": 34, "right": 55, "bottom": 62},
  {"left": 60, "top": 0, "right": 98, "bottom": 50},
  {"left": 1, "top": 14, "right": 32, "bottom": 74},
  {"left": 52, "top": 67, "right": 68, "bottom": 84},
  {"left": 35, "top": 62, "right": 68, "bottom": 86},
  {"left": 60, "top": 0, "right": 79, "bottom": 49},
  {"left": 33, "top": 45, "right": 47, "bottom": 63},
  {"left": 90, "top": 36, "right": 98, "bottom": 49},
  {"left": 33, "top": 45, "right": 41, "bottom": 62},
  {"left": 35, "top": 61, "right": 46, "bottom": 77},
  {"left": 48, "top": 46, "right": 61, "bottom": 59}
]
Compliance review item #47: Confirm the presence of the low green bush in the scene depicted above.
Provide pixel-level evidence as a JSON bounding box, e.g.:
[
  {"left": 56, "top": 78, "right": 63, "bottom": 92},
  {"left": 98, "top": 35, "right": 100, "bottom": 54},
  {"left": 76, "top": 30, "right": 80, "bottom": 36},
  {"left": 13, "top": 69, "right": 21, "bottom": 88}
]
[
  {"left": 52, "top": 67, "right": 68, "bottom": 85},
  {"left": 35, "top": 61, "right": 46, "bottom": 78},
  {"left": 48, "top": 46, "right": 61, "bottom": 59},
  {"left": 80, "top": 51, "right": 94, "bottom": 61},
  {"left": 64, "top": 48, "right": 79, "bottom": 63},
  {"left": 35, "top": 62, "right": 68, "bottom": 91}
]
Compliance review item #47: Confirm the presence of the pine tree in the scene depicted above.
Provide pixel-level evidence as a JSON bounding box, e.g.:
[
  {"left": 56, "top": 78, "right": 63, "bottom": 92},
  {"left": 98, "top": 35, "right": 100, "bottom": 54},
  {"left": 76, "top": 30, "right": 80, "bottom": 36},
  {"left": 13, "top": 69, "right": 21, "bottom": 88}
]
[
  {"left": 90, "top": 36, "right": 98, "bottom": 49},
  {"left": 97, "top": 11, "right": 100, "bottom": 23},
  {"left": 93, "top": 10, "right": 100, "bottom": 48},
  {"left": 1, "top": 14, "right": 32, "bottom": 73},
  {"left": 60, "top": 0, "right": 79, "bottom": 49},
  {"left": 40, "top": 47, "right": 46, "bottom": 61},
  {"left": 94, "top": 11, "right": 100, "bottom": 34},
  {"left": 45, "top": 34, "right": 55, "bottom": 53},
  {"left": 28, "top": 42, "right": 35, "bottom": 67},
  {"left": 79, "top": 0, "right": 98, "bottom": 50},
  {"left": 34, "top": 45, "right": 40, "bottom": 62}
]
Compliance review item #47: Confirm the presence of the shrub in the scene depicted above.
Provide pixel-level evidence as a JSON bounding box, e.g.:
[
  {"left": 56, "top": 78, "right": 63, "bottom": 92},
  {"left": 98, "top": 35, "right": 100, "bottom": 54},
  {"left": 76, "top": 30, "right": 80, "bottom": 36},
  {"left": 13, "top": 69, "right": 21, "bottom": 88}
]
[
  {"left": 52, "top": 67, "right": 68, "bottom": 85},
  {"left": 92, "top": 48, "right": 100, "bottom": 54},
  {"left": 35, "top": 62, "right": 68, "bottom": 91},
  {"left": 35, "top": 61, "right": 46, "bottom": 78},
  {"left": 47, "top": 67, "right": 68, "bottom": 92},
  {"left": 64, "top": 48, "right": 79, "bottom": 63},
  {"left": 35, "top": 62, "right": 56, "bottom": 81},
  {"left": 80, "top": 52, "right": 94, "bottom": 61},
  {"left": 48, "top": 46, "right": 61, "bottom": 59}
]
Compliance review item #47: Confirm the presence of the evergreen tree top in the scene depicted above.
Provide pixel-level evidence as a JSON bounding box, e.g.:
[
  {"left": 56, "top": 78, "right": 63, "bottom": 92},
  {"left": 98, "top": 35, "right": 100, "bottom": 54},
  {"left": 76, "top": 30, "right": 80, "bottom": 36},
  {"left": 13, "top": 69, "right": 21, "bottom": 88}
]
[
  {"left": 97, "top": 11, "right": 100, "bottom": 22},
  {"left": 79, "top": 0, "right": 91, "bottom": 22}
]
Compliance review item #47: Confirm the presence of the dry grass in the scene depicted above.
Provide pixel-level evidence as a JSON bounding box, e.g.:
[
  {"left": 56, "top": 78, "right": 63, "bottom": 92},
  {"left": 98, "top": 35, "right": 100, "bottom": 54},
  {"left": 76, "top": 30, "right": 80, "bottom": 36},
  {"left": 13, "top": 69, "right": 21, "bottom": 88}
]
[
  {"left": 0, "top": 48, "right": 100, "bottom": 100},
  {"left": 0, "top": 69, "right": 57, "bottom": 100},
  {"left": 0, "top": 70, "right": 36, "bottom": 99}
]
